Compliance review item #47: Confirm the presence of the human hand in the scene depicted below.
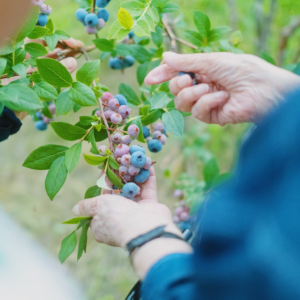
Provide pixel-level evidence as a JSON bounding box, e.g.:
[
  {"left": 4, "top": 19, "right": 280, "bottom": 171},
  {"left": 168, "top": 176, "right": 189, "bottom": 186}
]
[{"left": 145, "top": 52, "right": 300, "bottom": 125}]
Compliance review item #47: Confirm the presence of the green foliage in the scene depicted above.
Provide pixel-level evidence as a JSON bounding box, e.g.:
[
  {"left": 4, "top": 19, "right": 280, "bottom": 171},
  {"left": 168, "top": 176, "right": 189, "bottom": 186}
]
[
  {"left": 85, "top": 186, "right": 102, "bottom": 199},
  {"left": 58, "top": 230, "right": 77, "bottom": 263},
  {"left": 51, "top": 122, "right": 87, "bottom": 141},
  {"left": 65, "top": 142, "right": 82, "bottom": 173},
  {"left": 68, "top": 82, "right": 98, "bottom": 106},
  {"left": 162, "top": 110, "right": 184, "bottom": 137}
]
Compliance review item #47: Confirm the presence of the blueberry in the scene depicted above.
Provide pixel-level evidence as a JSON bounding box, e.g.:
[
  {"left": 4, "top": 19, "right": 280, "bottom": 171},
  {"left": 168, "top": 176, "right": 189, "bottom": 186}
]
[
  {"left": 122, "top": 182, "right": 140, "bottom": 199},
  {"left": 175, "top": 207, "right": 184, "bottom": 216},
  {"left": 108, "top": 98, "right": 120, "bottom": 111},
  {"left": 109, "top": 57, "right": 122, "bottom": 70},
  {"left": 128, "top": 165, "right": 140, "bottom": 176},
  {"left": 128, "top": 30, "right": 134, "bottom": 39},
  {"left": 179, "top": 221, "right": 191, "bottom": 231},
  {"left": 32, "top": 0, "right": 44, "bottom": 7},
  {"left": 162, "top": 128, "right": 167, "bottom": 134},
  {"left": 96, "top": 0, "right": 111, "bottom": 8},
  {"left": 153, "top": 122, "right": 165, "bottom": 133},
  {"left": 37, "top": 13, "right": 48, "bottom": 27},
  {"left": 49, "top": 104, "right": 56, "bottom": 115},
  {"left": 128, "top": 124, "right": 139, "bottom": 139},
  {"left": 123, "top": 174, "right": 133, "bottom": 183},
  {"left": 42, "top": 116, "right": 53, "bottom": 125},
  {"left": 85, "top": 26, "right": 98, "bottom": 34},
  {"left": 121, "top": 154, "right": 131, "bottom": 166},
  {"left": 110, "top": 113, "right": 123, "bottom": 124},
  {"left": 130, "top": 151, "right": 147, "bottom": 168},
  {"left": 142, "top": 126, "right": 150, "bottom": 138},
  {"left": 129, "top": 145, "right": 145, "bottom": 154},
  {"left": 123, "top": 55, "right": 135, "bottom": 68},
  {"left": 76, "top": 8, "right": 88, "bottom": 24},
  {"left": 112, "top": 133, "right": 122, "bottom": 144},
  {"left": 35, "top": 120, "right": 47, "bottom": 131},
  {"left": 101, "top": 92, "right": 114, "bottom": 102},
  {"left": 134, "top": 168, "right": 150, "bottom": 183},
  {"left": 115, "top": 144, "right": 130, "bottom": 157},
  {"left": 121, "top": 36, "right": 130, "bottom": 44},
  {"left": 94, "top": 110, "right": 101, "bottom": 118},
  {"left": 180, "top": 212, "right": 190, "bottom": 221},
  {"left": 40, "top": 4, "right": 52, "bottom": 16},
  {"left": 173, "top": 216, "right": 180, "bottom": 223},
  {"left": 146, "top": 137, "right": 153, "bottom": 143},
  {"left": 98, "top": 145, "right": 108, "bottom": 156},
  {"left": 178, "top": 71, "right": 196, "bottom": 80},
  {"left": 173, "top": 189, "right": 183, "bottom": 198},
  {"left": 115, "top": 94, "right": 127, "bottom": 106},
  {"left": 97, "top": 8, "right": 109, "bottom": 22},
  {"left": 143, "top": 157, "right": 152, "bottom": 170},
  {"left": 32, "top": 111, "right": 43, "bottom": 121},
  {"left": 119, "top": 166, "right": 128, "bottom": 176},
  {"left": 148, "top": 139, "right": 162, "bottom": 153},
  {"left": 118, "top": 105, "right": 131, "bottom": 119},
  {"left": 159, "top": 134, "right": 167, "bottom": 145},
  {"left": 153, "top": 130, "right": 162, "bottom": 139},
  {"left": 97, "top": 18, "right": 105, "bottom": 29},
  {"left": 104, "top": 110, "right": 114, "bottom": 121},
  {"left": 85, "top": 13, "right": 99, "bottom": 28},
  {"left": 122, "top": 135, "right": 132, "bottom": 145}
]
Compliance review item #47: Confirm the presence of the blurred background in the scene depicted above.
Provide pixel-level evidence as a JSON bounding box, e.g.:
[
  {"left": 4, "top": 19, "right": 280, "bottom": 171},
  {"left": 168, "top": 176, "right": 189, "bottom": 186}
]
[{"left": 1, "top": 0, "right": 300, "bottom": 299}]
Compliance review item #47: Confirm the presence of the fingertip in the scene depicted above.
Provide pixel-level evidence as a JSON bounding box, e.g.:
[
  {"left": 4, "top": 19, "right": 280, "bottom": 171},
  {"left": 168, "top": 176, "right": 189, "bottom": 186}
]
[
  {"left": 61, "top": 57, "right": 77, "bottom": 73},
  {"left": 72, "top": 204, "right": 80, "bottom": 216}
]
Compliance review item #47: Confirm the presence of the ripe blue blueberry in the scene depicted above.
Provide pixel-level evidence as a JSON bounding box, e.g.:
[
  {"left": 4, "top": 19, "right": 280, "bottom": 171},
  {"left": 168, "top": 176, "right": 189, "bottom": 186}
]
[
  {"left": 109, "top": 57, "right": 122, "bottom": 70},
  {"left": 96, "top": 0, "right": 111, "bottom": 8},
  {"left": 97, "top": 8, "right": 109, "bottom": 22},
  {"left": 37, "top": 13, "right": 48, "bottom": 27},
  {"left": 35, "top": 120, "right": 47, "bottom": 131},
  {"left": 178, "top": 71, "right": 196, "bottom": 80},
  {"left": 148, "top": 139, "right": 163, "bottom": 153},
  {"left": 129, "top": 145, "right": 145, "bottom": 155},
  {"left": 122, "top": 182, "right": 140, "bottom": 200},
  {"left": 32, "top": 111, "right": 43, "bottom": 121},
  {"left": 128, "top": 30, "right": 134, "bottom": 39},
  {"left": 76, "top": 8, "right": 88, "bottom": 24},
  {"left": 134, "top": 169, "right": 150, "bottom": 183},
  {"left": 123, "top": 55, "right": 135, "bottom": 68},
  {"left": 130, "top": 151, "right": 147, "bottom": 168},
  {"left": 115, "top": 94, "right": 127, "bottom": 106},
  {"left": 85, "top": 13, "right": 99, "bottom": 28},
  {"left": 142, "top": 126, "right": 150, "bottom": 138}
]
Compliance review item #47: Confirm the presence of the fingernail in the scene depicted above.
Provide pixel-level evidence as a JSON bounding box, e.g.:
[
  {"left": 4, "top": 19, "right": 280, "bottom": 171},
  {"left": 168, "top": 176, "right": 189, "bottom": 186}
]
[
  {"left": 194, "top": 84, "right": 209, "bottom": 95},
  {"left": 178, "top": 75, "right": 191, "bottom": 88},
  {"left": 72, "top": 204, "right": 80, "bottom": 216},
  {"left": 215, "top": 91, "right": 229, "bottom": 101},
  {"left": 163, "top": 51, "right": 175, "bottom": 59}
]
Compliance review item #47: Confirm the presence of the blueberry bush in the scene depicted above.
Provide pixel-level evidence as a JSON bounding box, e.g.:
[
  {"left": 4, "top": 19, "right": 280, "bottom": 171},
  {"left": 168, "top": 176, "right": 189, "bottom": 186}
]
[{"left": 0, "top": 0, "right": 244, "bottom": 263}]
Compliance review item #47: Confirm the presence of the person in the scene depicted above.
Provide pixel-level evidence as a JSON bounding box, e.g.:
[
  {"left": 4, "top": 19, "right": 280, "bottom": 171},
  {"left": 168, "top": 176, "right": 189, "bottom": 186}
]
[{"left": 72, "top": 51, "right": 300, "bottom": 299}]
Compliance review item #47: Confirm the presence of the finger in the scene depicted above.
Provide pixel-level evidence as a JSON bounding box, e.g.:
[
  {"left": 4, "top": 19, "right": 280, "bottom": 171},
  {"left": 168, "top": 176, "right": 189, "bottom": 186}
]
[
  {"left": 139, "top": 167, "right": 158, "bottom": 203},
  {"left": 169, "top": 74, "right": 193, "bottom": 96},
  {"left": 191, "top": 91, "right": 229, "bottom": 124},
  {"left": 60, "top": 57, "right": 77, "bottom": 74},
  {"left": 175, "top": 83, "right": 210, "bottom": 112},
  {"left": 144, "top": 64, "right": 178, "bottom": 85},
  {"left": 64, "top": 38, "right": 84, "bottom": 49},
  {"left": 72, "top": 197, "right": 100, "bottom": 217}
]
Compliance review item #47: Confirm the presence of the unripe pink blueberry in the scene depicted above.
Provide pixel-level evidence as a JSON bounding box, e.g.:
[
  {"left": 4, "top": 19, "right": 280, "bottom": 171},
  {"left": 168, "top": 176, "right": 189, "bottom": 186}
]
[
  {"left": 104, "top": 110, "right": 114, "bottom": 121},
  {"left": 153, "top": 130, "right": 162, "bottom": 139},
  {"left": 95, "top": 110, "right": 101, "bottom": 118},
  {"left": 122, "top": 135, "right": 132, "bottom": 145},
  {"left": 108, "top": 98, "right": 120, "bottom": 111},
  {"left": 32, "top": 0, "right": 44, "bottom": 7},
  {"left": 143, "top": 157, "right": 152, "bottom": 170},
  {"left": 173, "top": 189, "right": 183, "bottom": 198},
  {"left": 180, "top": 211, "right": 190, "bottom": 221},
  {"left": 97, "top": 18, "right": 105, "bottom": 29},
  {"left": 179, "top": 200, "right": 185, "bottom": 206},
  {"left": 146, "top": 137, "right": 153, "bottom": 143},
  {"left": 154, "top": 122, "right": 165, "bottom": 133},
  {"left": 85, "top": 26, "right": 98, "bottom": 34},
  {"left": 42, "top": 116, "right": 53, "bottom": 125},
  {"left": 128, "top": 165, "right": 140, "bottom": 176},
  {"left": 40, "top": 4, "right": 52, "bottom": 15},
  {"left": 121, "top": 35, "right": 130, "bottom": 44},
  {"left": 121, "top": 154, "right": 131, "bottom": 166},
  {"left": 182, "top": 206, "right": 190, "bottom": 214},
  {"left": 115, "top": 144, "right": 130, "bottom": 157},
  {"left": 49, "top": 104, "right": 56, "bottom": 115},
  {"left": 98, "top": 145, "right": 108, "bottom": 156},
  {"left": 119, "top": 166, "right": 128, "bottom": 176},
  {"left": 128, "top": 124, "right": 139, "bottom": 139},
  {"left": 175, "top": 206, "right": 184, "bottom": 216},
  {"left": 173, "top": 216, "right": 180, "bottom": 223},
  {"left": 110, "top": 113, "right": 122, "bottom": 124},
  {"left": 158, "top": 134, "right": 167, "bottom": 145},
  {"left": 123, "top": 174, "right": 133, "bottom": 182},
  {"left": 118, "top": 105, "right": 131, "bottom": 119},
  {"left": 101, "top": 92, "right": 114, "bottom": 102},
  {"left": 112, "top": 133, "right": 122, "bottom": 144}
]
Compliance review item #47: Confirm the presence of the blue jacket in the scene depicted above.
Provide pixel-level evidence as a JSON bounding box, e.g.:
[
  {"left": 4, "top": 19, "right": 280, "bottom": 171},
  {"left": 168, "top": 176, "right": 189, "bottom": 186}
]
[{"left": 142, "top": 88, "right": 300, "bottom": 299}]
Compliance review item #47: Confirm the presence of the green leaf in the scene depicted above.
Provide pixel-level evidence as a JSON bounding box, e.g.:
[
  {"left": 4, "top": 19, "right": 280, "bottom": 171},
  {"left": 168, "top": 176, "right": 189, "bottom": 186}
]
[
  {"left": 137, "top": 62, "right": 149, "bottom": 86},
  {"left": 45, "top": 33, "right": 59, "bottom": 51},
  {"left": 120, "top": 1, "right": 145, "bottom": 12},
  {"left": 148, "top": 7, "right": 160, "bottom": 23},
  {"left": 118, "top": 7, "right": 133, "bottom": 29},
  {"left": 23, "top": 144, "right": 69, "bottom": 170},
  {"left": 0, "top": 84, "right": 42, "bottom": 111},
  {"left": 124, "top": 117, "right": 146, "bottom": 143},
  {"left": 203, "top": 157, "right": 219, "bottom": 186},
  {"left": 152, "top": 0, "right": 170, "bottom": 7},
  {"left": 36, "top": 58, "right": 73, "bottom": 87},
  {"left": 0, "top": 59, "right": 7, "bottom": 76},
  {"left": 193, "top": 11, "right": 210, "bottom": 39},
  {"left": 62, "top": 216, "right": 92, "bottom": 224},
  {"left": 141, "top": 109, "right": 162, "bottom": 126},
  {"left": 108, "top": 156, "right": 120, "bottom": 170},
  {"left": 144, "top": 14, "right": 156, "bottom": 32},
  {"left": 108, "top": 20, "right": 122, "bottom": 39},
  {"left": 114, "top": 44, "right": 132, "bottom": 56},
  {"left": 162, "top": 110, "right": 184, "bottom": 137},
  {"left": 12, "top": 64, "right": 27, "bottom": 79},
  {"left": 106, "top": 167, "right": 124, "bottom": 189},
  {"left": 139, "top": 105, "right": 150, "bottom": 116},
  {"left": 0, "top": 103, "right": 4, "bottom": 115},
  {"left": 77, "top": 221, "right": 90, "bottom": 260},
  {"left": 13, "top": 48, "right": 26, "bottom": 65},
  {"left": 149, "top": 92, "right": 171, "bottom": 109},
  {"left": 130, "top": 45, "right": 152, "bottom": 63},
  {"left": 83, "top": 154, "right": 107, "bottom": 166},
  {"left": 119, "top": 83, "right": 140, "bottom": 106},
  {"left": 229, "top": 31, "right": 243, "bottom": 45},
  {"left": 55, "top": 30, "right": 71, "bottom": 40},
  {"left": 94, "top": 128, "right": 108, "bottom": 142},
  {"left": 260, "top": 52, "right": 276, "bottom": 66},
  {"left": 80, "top": 116, "right": 95, "bottom": 126},
  {"left": 208, "top": 26, "right": 231, "bottom": 43},
  {"left": 74, "top": 0, "right": 92, "bottom": 9},
  {"left": 85, "top": 185, "right": 102, "bottom": 199},
  {"left": 133, "top": 20, "right": 150, "bottom": 37},
  {"left": 51, "top": 122, "right": 87, "bottom": 141},
  {"left": 55, "top": 88, "right": 74, "bottom": 116},
  {"left": 117, "top": 28, "right": 131, "bottom": 42},
  {"left": 58, "top": 230, "right": 77, "bottom": 264},
  {"left": 65, "top": 142, "right": 82, "bottom": 173},
  {"left": 76, "top": 60, "right": 100, "bottom": 87},
  {"left": 32, "top": 81, "right": 58, "bottom": 100},
  {"left": 25, "top": 43, "right": 48, "bottom": 58},
  {"left": 28, "top": 26, "right": 49, "bottom": 39},
  {"left": 93, "top": 39, "right": 114, "bottom": 52},
  {"left": 45, "top": 156, "right": 68, "bottom": 200},
  {"left": 184, "top": 30, "right": 203, "bottom": 47},
  {"left": 0, "top": 41, "right": 24, "bottom": 56},
  {"left": 68, "top": 82, "right": 97, "bottom": 106},
  {"left": 162, "top": 3, "right": 180, "bottom": 13},
  {"left": 13, "top": 6, "right": 39, "bottom": 43},
  {"left": 41, "top": 102, "right": 53, "bottom": 119},
  {"left": 151, "top": 26, "right": 163, "bottom": 48},
  {"left": 46, "top": 19, "right": 54, "bottom": 34}
]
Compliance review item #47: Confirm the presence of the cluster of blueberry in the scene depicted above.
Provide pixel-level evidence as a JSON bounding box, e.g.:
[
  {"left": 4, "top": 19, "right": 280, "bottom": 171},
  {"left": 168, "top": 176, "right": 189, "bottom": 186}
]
[
  {"left": 172, "top": 190, "right": 191, "bottom": 230},
  {"left": 32, "top": 0, "right": 52, "bottom": 27},
  {"left": 75, "top": 0, "right": 110, "bottom": 34},
  {"left": 32, "top": 103, "right": 55, "bottom": 131},
  {"left": 143, "top": 123, "right": 167, "bottom": 153}
]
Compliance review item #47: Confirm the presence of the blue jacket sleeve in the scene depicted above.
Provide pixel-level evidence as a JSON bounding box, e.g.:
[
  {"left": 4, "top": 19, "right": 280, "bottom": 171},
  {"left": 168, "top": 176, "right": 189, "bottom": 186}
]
[{"left": 142, "top": 88, "right": 300, "bottom": 300}]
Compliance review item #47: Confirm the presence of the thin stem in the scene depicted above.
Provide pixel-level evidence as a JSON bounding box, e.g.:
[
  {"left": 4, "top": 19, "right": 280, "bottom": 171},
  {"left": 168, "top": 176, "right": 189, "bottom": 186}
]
[
  {"left": 133, "top": 0, "right": 152, "bottom": 26},
  {"left": 80, "top": 126, "right": 94, "bottom": 142},
  {"left": 93, "top": 0, "right": 96, "bottom": 13}
]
